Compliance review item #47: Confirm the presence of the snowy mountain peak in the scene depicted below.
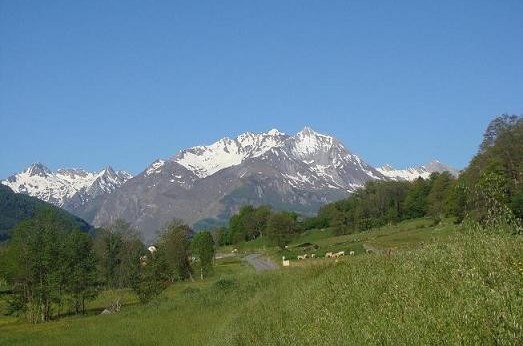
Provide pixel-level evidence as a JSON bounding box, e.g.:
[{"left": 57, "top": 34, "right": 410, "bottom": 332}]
[
  {"left": 102, "top": 165, "right": 115, "bottom": 174},
  {"left": 164, "top": 127, "right": 382, "bottom": 194},
  {"left": 171, "top": 127, "right": 374, "bottom": 182},
  {"left": 175, "top": 129, "right": 289, "bottom": 178},
  {"left": 26, "top": 163, "right": 52, "bottom": 177},
  {"left": 425, "top": 160, "right": 458, "bottom": 176},
  {"left": 1, "top": 164, "right": 132, "bottom": 207},
  {"left": 267, "top": 128, "right": 285, "bottom": 136},
  {"left": 379, "top": 164, "right": 395, "bottom": 172},
  {"left": 292, "top": 127, "right": 338, "bottom": 158},
  {"left": 297, "top": 126, "right": 327, "bottom": 138},
  {"left": 377, "top": 160, "right": 458, "bottom": 181}
]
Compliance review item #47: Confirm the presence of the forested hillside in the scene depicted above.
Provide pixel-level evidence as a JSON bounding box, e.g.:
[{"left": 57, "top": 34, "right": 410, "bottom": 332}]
[{"left": 0, "top": 184, "right": 92, "bottom": 242}]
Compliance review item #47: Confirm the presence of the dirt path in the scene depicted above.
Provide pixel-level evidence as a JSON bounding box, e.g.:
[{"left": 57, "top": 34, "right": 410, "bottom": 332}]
[
  {"left": 243, "top": 253, "right": 278, "bottom": 272},
  {"left": 215, "top": 253, "right": 236, "bottom": 260}
]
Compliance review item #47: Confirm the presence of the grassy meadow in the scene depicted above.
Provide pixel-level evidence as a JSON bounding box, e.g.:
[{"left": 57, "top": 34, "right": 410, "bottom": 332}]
[{"left": 1, "top": 219, "right": 522, "bottom": 345}]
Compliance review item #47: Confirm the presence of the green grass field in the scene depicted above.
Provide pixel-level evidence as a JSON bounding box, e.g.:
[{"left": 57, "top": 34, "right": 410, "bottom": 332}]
[{"left": 1, "top": 219, "right": 522, "bottom": 345}]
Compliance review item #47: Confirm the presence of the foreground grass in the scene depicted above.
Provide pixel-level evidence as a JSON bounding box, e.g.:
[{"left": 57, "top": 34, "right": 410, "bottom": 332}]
[
  {"left": 223, "top": 230, "right": 523, "bottom": 345},
  {"left": 1, "top": 226, "right": 522, "bottom": 345}
]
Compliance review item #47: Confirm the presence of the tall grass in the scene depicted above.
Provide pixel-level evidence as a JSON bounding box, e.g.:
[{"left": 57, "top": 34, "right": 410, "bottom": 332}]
[
  {"left": 1, "top": 227, "right": 521, "bottom": 345},
  {"left": 220, "top": 229, "right": 523, "bottom": 345}
]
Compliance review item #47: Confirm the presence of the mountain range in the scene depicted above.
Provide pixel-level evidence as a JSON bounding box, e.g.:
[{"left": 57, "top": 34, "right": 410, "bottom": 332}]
[
  {"left": 2, "top": 165, "right": 132, "bottom": 208},
  {"left": 1, "top": 127, "right": 457, "bottom": 241}
]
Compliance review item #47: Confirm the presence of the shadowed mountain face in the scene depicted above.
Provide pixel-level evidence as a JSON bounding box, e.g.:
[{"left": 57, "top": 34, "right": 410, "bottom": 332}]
[{"left": 2, "top": 127, "right": 457, "bottom": 242}]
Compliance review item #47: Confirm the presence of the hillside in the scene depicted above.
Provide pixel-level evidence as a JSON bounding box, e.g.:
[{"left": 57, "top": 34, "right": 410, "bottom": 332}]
[{"left": 0, "top": 184, "right": 93, "bottom": 241}]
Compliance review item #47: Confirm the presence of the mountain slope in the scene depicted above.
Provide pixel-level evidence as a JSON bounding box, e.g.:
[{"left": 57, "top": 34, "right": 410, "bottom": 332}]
[{"left": 0, "top": 184, "right": 93, "bottom": 242}]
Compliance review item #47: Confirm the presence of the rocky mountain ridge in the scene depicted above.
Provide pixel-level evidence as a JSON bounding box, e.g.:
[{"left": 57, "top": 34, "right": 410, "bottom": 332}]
[{"left": 2, "top": 164, "right": 132, "bottom": 208}]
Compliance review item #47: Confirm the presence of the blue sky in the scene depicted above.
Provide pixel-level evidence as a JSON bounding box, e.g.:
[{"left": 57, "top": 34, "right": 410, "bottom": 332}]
[{"left": 1, "top": 1, "right": 522, "bottom": 177}]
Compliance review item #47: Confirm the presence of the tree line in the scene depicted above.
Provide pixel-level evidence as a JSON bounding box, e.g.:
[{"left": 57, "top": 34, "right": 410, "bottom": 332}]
[
  {"left": 211, "top": 206, "right": 301, "bottom": 249},
  {"left": 0, "top": 214, "right": 215, "bottom": 323}
]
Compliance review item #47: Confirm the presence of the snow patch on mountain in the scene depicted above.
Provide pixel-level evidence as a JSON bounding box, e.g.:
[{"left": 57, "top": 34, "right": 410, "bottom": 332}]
[{"left": 146, "top": 160, "right": 166, "bottom": 176}]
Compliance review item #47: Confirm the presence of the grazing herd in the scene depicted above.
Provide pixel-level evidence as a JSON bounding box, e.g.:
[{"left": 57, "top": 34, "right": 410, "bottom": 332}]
[
  {"left": 282, "top": 249, "right": 356, "bottom": 267},
  {"left": 324, "top": 250, "right": 352, "bottom": 259}
]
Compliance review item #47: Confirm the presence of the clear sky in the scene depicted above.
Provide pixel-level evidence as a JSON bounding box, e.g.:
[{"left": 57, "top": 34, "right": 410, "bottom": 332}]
[{"left": 1, "top": 1, "right": 522, "bottom": 177}]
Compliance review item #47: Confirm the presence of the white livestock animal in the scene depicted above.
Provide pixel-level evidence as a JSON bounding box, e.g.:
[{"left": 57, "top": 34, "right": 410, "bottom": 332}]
[
  {"left": 231, "top": 248, "right": 238, "bottom": 253},
  {"left": 297, "top": 254, "right": 308, "bottom": 260},
  {"left": 282, "top": 256, "right": 290, "bottom": 267},
  {"left": 325, "top": 252, "right": 333, "bottom": 258},
  {"left": 311, "top": 253, "right": 316, "bottom": 259},
  {"left": 331, "top": 251, "right": 345, "bottom": 259},
  {"left": 148, "top": 245, "right": 157, "bottom": 253},
  {"left": 349, "top": 251, "right": 355, "bottom": 256}
]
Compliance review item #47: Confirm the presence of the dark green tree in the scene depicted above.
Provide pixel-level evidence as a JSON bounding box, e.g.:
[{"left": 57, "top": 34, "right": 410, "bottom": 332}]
[
  {"left": 3, "top": 208, "right": 96, "bottom": 323},
  {"left": 403, "top": 178, "right": 431, "bottom": 219},
  {"left": 93, "top": 220, "right": 144, "bottom": 289},
  {"left": 62, "top": 230, "right": 98, "bottom": 314},
  {"left": 427, "top": 172, "right": 455, "bottom": 223},
  {"left": 191, "top": 232, "right": 215, "bottom": 279},
  {"left": 132, "top": 249, "right": 170, "bottom": 303},
  {"left": 266, "top": 212, "right": 296, "bottom": 249},
  {"left": 159, "top": 220, "right": 193, "bottom": 281}
]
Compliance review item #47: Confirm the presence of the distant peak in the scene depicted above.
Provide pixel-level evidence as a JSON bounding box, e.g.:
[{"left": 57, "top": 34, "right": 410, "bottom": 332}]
[
  {"left": 267, "top": 128, "right": 285, "bottom": 136},
  {"left": 424, "top": 160, "right": 459, "bottom": 176},
  {"left": 380, "top": 164, "right": 395, "bottom": 171},
  {"left": 299, "top": 126, "right": 316, "bottom": 136},
  {"left": 297, "top": 126, "right": 331, "bottom": 139},
  {"left": 101, "top": 166, "right": 116, "bottom": 176},
  {"left": 26, "top": 162, "right": 51, "bottom": 176},
  {"left": 28, "top": 162, "right": 48, "bottom": 169}
]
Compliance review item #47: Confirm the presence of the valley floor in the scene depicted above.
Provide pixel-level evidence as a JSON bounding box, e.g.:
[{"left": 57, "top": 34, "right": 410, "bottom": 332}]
[{"left": 1, "top": 219, "right": 522, "bottom": 345}]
